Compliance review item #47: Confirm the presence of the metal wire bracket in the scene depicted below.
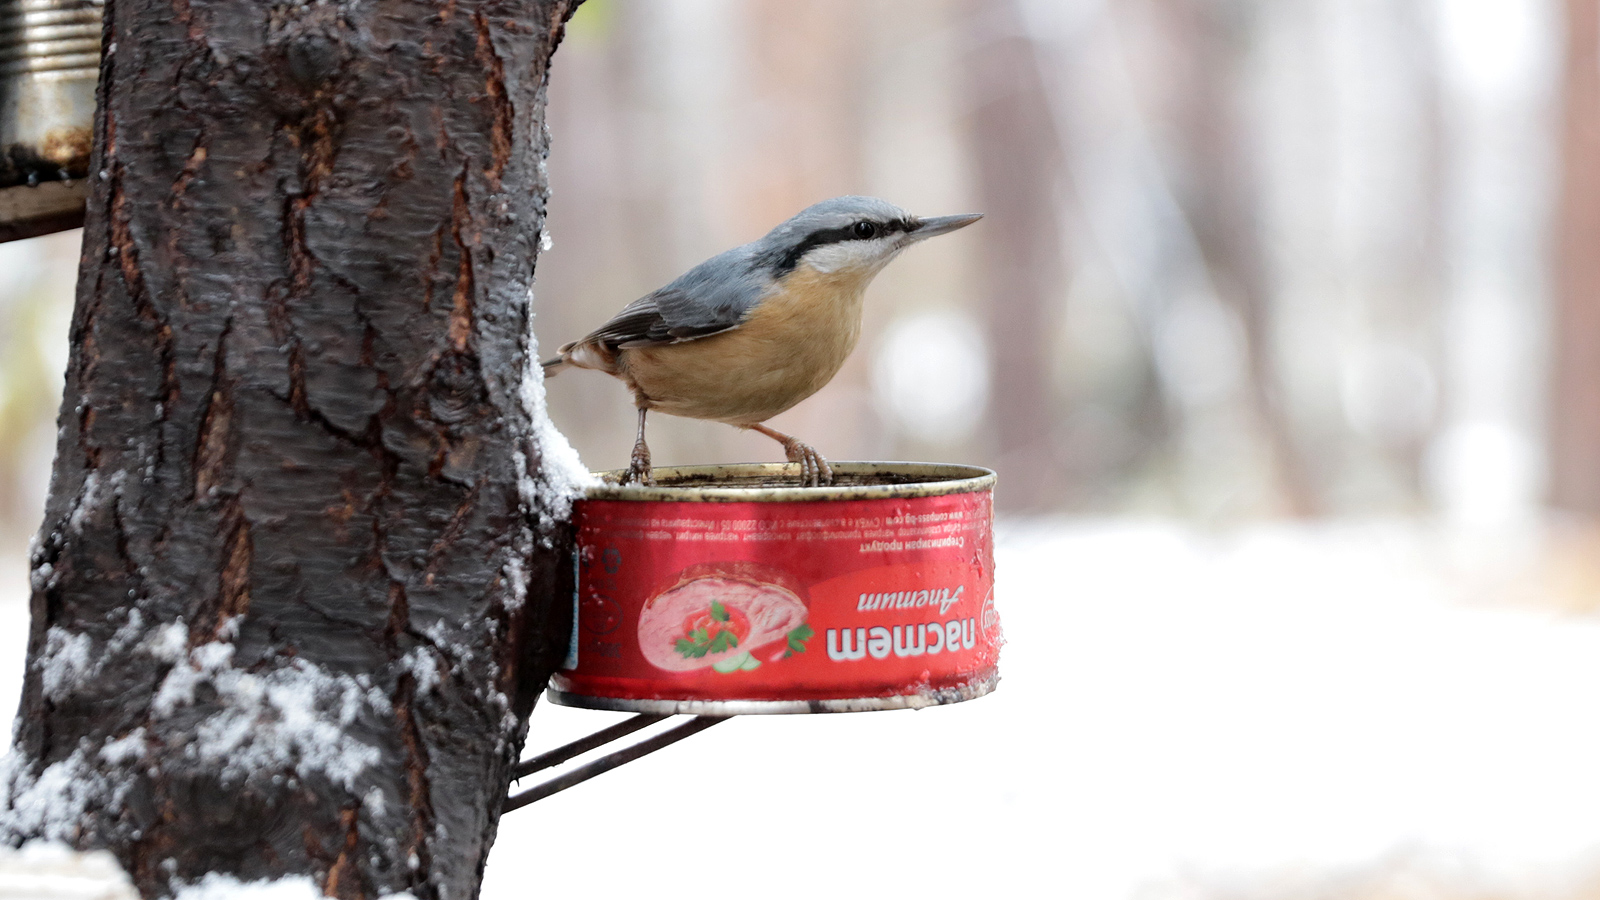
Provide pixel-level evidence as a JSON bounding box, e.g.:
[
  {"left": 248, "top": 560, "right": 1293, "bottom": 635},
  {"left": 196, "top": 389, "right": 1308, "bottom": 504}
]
[{"left": 504, "top": 714, "right": 732, "bottom": 812}]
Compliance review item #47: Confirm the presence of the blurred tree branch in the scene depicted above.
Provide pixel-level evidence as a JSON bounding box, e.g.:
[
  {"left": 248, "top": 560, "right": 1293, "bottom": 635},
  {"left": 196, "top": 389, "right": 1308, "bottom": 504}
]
[
  {"left": 1551, "top": 0, "right": 1600, "bottom": 514},
  {"left": 969, "top": 0, "right": 1070, "bottom": 512},
  {"left": 1160, "top": 0, "right": 1319, "bottom": 517}
]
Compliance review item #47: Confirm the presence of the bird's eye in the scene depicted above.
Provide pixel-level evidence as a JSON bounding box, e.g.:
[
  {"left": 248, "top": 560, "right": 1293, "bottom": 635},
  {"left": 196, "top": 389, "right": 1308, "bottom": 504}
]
[{"left": 852, "top": 221, "right": 878, "bottom": 239}]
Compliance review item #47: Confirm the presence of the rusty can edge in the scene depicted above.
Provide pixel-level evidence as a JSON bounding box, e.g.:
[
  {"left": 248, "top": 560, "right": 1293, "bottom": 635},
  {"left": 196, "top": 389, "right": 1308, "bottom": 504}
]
[{"left": 581, "top": 461, "right": 996, "bottom": 503}]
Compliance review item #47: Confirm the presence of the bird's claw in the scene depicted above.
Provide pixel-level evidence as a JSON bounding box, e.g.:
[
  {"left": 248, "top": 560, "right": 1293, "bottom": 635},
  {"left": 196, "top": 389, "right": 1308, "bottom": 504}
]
[
  {"left": 782, "top": 438, "right": 833, "bottom": 487},
  {"left": 622, "top": 439, "right": 653, "bottom": 486}
]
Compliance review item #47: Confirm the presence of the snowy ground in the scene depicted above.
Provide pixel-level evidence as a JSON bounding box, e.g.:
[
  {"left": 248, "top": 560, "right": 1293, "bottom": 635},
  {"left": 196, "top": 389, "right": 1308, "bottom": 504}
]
[{"left": 6, "top": 519, "right": 1600, "bottom": 898}]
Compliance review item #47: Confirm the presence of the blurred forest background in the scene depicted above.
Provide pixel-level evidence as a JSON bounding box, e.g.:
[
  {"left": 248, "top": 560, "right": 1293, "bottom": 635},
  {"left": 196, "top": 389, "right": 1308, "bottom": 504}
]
[
  {"left": 8, "top": 0, "right": 1600, "bottom": 898},
  {"left": 1, "top": 0, "right": 1596, "bottom": 532},
  {"left": 526, "top": 0, "right": 1583, "bottom": 529}
]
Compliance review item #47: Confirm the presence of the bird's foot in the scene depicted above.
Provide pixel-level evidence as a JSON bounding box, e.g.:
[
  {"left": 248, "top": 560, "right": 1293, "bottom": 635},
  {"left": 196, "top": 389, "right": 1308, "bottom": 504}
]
[
  {"left": 781, "top": 437, "right": 833, "bottom": 487},
  {"left": 622, "top": 439, "right": 653, "bottom": 486}
]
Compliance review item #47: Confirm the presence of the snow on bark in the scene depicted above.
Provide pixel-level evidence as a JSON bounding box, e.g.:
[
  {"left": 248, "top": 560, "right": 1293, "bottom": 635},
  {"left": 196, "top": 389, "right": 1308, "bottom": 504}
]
[
  {"left": 38, "top": 629, "right": 92, "bottom": 703},
  {"left": 519, "top": 330, "right": 597, "bottom": 531},
  {"left": 0, "top": 841, "right": 138, "bottom": 900},
  {"left": 398, "top": 647, "right": 443, "bottom": 698},
  {"left": 1, "top": 744, "right": 130, "bottom": 844},
  {"left": 149, "top": 642, "right": 389, "bottom": 791},
  {"left": 171, "top": 872, "right": 419, "bottom": 899}
]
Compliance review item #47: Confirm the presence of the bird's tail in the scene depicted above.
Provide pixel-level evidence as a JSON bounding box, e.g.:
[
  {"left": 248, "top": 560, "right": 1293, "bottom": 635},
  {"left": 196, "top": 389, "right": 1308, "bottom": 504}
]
[{"left": 540, "top": 355, "right": 568, "bottom": 378}]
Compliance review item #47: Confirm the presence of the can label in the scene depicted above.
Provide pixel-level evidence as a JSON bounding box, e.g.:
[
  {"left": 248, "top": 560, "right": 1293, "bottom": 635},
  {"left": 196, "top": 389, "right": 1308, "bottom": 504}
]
[{"left": 552, "top": 491, "right": 1000, "bottom": 703}]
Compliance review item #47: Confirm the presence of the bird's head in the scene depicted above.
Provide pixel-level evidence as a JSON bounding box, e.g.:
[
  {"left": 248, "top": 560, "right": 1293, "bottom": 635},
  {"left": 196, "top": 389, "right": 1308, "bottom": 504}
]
[{"left": 754, "top": 195, "right": 983, "bottom": 281}]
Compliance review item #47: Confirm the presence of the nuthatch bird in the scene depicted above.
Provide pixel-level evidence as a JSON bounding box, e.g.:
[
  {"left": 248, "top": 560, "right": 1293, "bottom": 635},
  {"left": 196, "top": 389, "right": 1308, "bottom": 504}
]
[{"left": 541, "top": 196, "right": 983, "bottom": 486}]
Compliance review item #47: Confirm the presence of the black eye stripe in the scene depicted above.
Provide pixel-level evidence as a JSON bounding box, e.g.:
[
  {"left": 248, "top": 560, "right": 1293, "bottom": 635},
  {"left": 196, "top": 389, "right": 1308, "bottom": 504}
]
[{"left": 762, "top": 218, "right": 910, "bottom": 275}]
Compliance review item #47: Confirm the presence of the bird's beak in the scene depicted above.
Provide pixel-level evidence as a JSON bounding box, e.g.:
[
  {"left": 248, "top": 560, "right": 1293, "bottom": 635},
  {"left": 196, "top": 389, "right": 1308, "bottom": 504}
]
[{"left": 908, "top": 213, "right": 984, "bottom": 240}]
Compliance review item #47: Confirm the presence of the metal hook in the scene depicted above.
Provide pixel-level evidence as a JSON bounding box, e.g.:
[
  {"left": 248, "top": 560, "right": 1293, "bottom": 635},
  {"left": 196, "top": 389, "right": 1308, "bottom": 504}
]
[{"left": 504, "top": 714, "right": 733, "bottom": 812}]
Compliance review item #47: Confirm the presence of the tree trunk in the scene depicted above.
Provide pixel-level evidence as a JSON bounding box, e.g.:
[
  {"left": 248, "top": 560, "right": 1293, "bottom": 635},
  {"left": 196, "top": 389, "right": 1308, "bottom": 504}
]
[
  {"left": 1551, "top": 0, "right": 1600, "bottom": 514},
  {"left": 1, "top": 1, "right": 582, "bottom": 897},
  {"left": 1160, "top": 0, "right": 1318, "bottom": 517}
]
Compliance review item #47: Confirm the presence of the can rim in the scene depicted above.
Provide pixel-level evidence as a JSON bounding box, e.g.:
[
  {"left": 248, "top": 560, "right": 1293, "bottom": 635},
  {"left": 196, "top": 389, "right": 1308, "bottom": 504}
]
[{"left": 580, "top": 461, "right": 996, "bottom": 503}]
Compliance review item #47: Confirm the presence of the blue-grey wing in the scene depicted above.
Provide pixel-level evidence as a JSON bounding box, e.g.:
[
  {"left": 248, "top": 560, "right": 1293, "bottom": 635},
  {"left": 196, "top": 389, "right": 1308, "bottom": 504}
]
[
  {"left": 581, "top": 248, "right": 770, "bottom": 350},
  {"left": 583, "top": 289, "right": 735, "bottom": 348}
]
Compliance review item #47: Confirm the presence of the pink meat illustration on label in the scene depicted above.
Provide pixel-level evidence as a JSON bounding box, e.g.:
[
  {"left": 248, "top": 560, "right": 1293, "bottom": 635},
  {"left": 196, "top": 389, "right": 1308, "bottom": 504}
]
[{"left": 637, "top": 562, "right": 813, "bottom": 673}]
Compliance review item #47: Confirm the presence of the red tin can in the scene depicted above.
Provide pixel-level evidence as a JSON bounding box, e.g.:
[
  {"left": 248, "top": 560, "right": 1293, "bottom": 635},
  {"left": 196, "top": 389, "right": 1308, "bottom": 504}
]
[{"left": 548, "top": 462, "right": 1001, "bottom": 714}]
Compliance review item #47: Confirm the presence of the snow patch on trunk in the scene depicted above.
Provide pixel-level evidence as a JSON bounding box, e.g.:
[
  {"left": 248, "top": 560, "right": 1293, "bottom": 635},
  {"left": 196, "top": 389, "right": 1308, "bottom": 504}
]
[
  {"left": 97, "top": 728, "right": 146, "bottom": 766},
  {"left": 0, "top": 840, "right": 138, "bottom": 899},
  {"left": 519, "top": 322, "right": 596, "bottom": 529},
  {"left": 152, "top": 642, "right": 389, "bottom": 791},
  {"left": 35, "top": 611, "right": 174, "bottom": 704},
  {"left": 65, "top": 471, "right": 101, "bottom": 535},
  {"left": 171, "top": 872, "right": 418, "bottom": 899},
  {"left": 38, "top": 628, "right": 92, "bottom": 702},
  {"left": 0, "top": 742, "right": 132, "bottom": 841},
  {"left": 399, "top": 646, "right": 442, "bottom": 696},
  {"left": 142, "top": 620, "right": 187, "bottom": 663},
  {"left": 502, "top": 555, "right": 527, "bottom": 611},
  {"left": 172, "top": 874, "right": 320, "bottom": 899}
]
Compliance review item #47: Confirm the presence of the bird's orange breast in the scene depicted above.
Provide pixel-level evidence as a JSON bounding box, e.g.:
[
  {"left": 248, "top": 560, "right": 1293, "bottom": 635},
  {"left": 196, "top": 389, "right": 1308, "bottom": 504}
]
[{"left": 620, "top": 265, "right": 872, "bottom": 425}]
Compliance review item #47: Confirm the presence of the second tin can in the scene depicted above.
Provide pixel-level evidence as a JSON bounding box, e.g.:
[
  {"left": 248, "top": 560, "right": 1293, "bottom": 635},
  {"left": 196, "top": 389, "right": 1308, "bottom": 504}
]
[
  {"left": 547, "top": 462, "right": 1001, "bottom": 715},
  {"left": 1, "top": 0, "right": 100, "bottom": 185}
]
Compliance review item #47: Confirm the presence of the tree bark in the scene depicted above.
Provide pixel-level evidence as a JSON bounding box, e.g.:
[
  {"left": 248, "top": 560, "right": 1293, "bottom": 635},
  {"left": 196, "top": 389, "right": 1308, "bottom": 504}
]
[
  {"left": 1551, "top": 0, "right": 1600, "bottom": 514},
  {"left": 1, "top": 1, "right": 581, "bottom": 897}
]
